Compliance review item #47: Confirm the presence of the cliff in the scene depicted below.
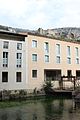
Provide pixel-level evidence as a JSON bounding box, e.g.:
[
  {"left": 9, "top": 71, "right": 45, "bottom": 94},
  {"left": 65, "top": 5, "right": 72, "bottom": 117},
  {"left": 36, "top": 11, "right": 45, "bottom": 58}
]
[{"left": 37, "top": 27, "right": 80, "bottom": 41}]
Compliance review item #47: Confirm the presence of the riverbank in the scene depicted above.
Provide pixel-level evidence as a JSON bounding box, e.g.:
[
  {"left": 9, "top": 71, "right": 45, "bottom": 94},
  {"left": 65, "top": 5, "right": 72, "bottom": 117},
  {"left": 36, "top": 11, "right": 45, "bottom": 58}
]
[
  {"left": 0, "top": 89, "right": 73, "bottom": 102},
  {"left": 0, "top": 90, "right": 73, "bottom": 108}
]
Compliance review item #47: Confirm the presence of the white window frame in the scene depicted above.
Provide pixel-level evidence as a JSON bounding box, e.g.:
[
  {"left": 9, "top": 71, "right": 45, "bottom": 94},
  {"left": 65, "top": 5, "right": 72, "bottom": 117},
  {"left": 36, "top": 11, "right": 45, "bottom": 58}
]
[
  {"left": 56, "top": 56, "right": 60, "bottom": 64},
  {"left": 75, "top": 47, "right": 79, "bottom": 57},
  {"left": 56, "top": 44, "right": 60, "bottom": 64},
  {"left": 44, "top": 42, "right": 49, "bottom": 54},
  {"left": 67, "top": 57, "right": 71, "bottom": 64},
  {"left": 67, "top": 46, "right": 71, "bottom": 57},
  {"left": 45, "top": 55, "right": 49, "bottom": 62},
  {"left": 76, "top": 58, "right": 79, "bottom": 64},
  {"left": 56, "top": 44, "right": 60, "bottom": 55},
  {"left": 32, "top": 40, "right": 37, "bottom": 48},
  {"left": 16, "top": 53, "right": 22, "bottom": 68},
  {"left": 3, "top": 41, "right": 9, "bottom": 49},
  {"left": 67, "top": 46, "right": 71, "bottom": 64},
  {"left": 32, "top": 54, "right": 37, "bottom": 61},
  {"left": 3, "top": 52, "right": 8, "bottom": 67},
  {"left": 2, "top": 72, "right": 8, "bottom": 82},
  {"left": 16, "top": 72, "right": 22, "bottom": 82},
  {"left": 32, "top": 70, "right": 37, "bottom": 78},
  {"left": 17, "top": 43, "right": 22, "bottom": 50},
  {"left": 75, "top": 47, "right": 79, "bottom": 64}
]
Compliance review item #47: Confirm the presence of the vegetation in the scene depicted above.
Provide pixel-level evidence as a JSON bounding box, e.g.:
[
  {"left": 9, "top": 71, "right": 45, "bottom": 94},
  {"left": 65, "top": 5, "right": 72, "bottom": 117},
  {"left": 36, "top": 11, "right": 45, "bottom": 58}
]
[{"left": 42, "top": 81, "right": 54, "bottom": 95}]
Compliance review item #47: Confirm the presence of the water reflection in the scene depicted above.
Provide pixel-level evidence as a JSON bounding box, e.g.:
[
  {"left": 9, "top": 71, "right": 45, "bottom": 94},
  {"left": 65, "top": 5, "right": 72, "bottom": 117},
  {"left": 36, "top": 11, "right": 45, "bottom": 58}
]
[
  {"left": 0, "top": 99, "right": 80, "bottom": 120},
  {"left": 43, "top": 99, "right": 64, "bottom": 120},
  {"left": 16, "top": 110, "right": 22, "bottom": 120},
  {"left": 32, "top": 113, "right": 37, "bottom": 120},
  {"left": 1, "top": 113, "right": 8, "bottom": 120}
]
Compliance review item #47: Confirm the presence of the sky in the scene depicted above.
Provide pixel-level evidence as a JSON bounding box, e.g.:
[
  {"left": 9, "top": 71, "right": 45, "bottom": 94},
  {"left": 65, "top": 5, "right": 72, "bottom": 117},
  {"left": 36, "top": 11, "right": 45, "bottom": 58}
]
[{"left": 0, "top": 0, "right": 80, "bottom": 30}]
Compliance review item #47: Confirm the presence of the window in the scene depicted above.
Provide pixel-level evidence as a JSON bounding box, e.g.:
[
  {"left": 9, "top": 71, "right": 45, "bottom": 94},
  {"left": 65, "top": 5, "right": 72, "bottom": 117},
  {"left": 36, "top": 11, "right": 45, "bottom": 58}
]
[
  {"left": 2, "top": 72, "right": 8, "bottom": 82},
  {"left": 3, "top": 41, "right": 9, "bottom": 49},
  {"left": 67, "top": 46, "right": 71, "bottom": 56},
  {"left": 56, "top": 56, "right": 60, "bottom": 63},
  {"left": 32, "top": 70, "right": 37, "bottom": 78},
  {"left": 44, "top": 42, "right": 49, "bottom": 53},
  {"left": 16, "top": 72, "right": 22, "bottom": 82},
  {"left": 56, "top": 44, "right": 60, "bottom": 63},
  {"left": 56, "top": 44, "right": 60, "bottom": 55},
  {"left": 32, "top": 40, "right": 37, "bottom": 48},
  {"left": 67, "top": 57, "right": 71, "bottom": 64},
  {"left": 32, "top": 54, "right": 37, "bottom": 61},
  {"left": 67, "top": 46, "right": 71, "bottom": 64},
  {"left": 16, "top": 53, "right": 22, "bottom": 67},
  {"left": 17, "top": 43, "right": 22, "bottom": 50},
  {"left": 75, "top": 47, "right": 79, "bottom": 64},
  {"left": 76, "top": 58, "right": 79, "bottom": 64},
  {"left": 3, "top": 52, "right": 8, "bottom": 67},
  {"left": 45, "top": 55, "right": 49, "bottom": 62},
  {"left": 75, "top": 47, "right": 79, "bottom": 57}
]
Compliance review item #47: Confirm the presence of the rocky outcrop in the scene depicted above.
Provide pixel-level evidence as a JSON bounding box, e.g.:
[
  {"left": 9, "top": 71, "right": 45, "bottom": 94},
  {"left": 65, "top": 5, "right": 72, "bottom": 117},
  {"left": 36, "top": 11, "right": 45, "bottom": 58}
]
[
  {"left": 0, "top": 25, "right": 80, "bottom": 41},
  {"left": 37, "top": 27, "right": 80, "bottom": 41}
]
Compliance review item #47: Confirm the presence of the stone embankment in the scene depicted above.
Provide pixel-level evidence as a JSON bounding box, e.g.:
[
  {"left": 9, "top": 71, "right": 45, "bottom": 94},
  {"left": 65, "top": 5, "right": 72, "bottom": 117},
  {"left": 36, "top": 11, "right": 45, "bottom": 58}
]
[{"left": 0, "top": 89, "right": 45, "bottom": 101}]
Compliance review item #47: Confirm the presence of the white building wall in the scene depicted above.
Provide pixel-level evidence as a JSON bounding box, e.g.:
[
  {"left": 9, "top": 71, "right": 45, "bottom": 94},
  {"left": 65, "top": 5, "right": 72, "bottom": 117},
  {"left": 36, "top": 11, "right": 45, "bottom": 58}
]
[{"left": 0, "top": 38, "right": 27, "bottom": 90}]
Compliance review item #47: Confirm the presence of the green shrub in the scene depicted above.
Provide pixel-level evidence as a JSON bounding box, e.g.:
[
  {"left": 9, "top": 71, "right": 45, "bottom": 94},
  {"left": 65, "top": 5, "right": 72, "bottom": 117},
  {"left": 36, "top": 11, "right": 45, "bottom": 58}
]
[{"left": 42, "top": 81, "right": 54, "bottom": 95}]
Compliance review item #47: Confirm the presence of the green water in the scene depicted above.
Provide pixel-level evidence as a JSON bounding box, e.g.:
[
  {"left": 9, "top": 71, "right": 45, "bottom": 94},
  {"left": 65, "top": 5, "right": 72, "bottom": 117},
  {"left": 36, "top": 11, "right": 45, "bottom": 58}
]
[{"left": 0, "top": 98, "right": 80, "bottom": 120}]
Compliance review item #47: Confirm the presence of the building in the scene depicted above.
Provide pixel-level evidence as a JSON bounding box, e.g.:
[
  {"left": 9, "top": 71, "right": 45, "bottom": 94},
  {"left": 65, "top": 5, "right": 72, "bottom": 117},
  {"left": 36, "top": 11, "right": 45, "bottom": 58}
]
[
  {"left": 0, "top": 31, "right": 27, "bottom": 90},
  {"left": 27, "top": 33, "right": 80, "bottom": 90},
  {"left": 0, "top": 30, "right": 80, "bottom": 91}
]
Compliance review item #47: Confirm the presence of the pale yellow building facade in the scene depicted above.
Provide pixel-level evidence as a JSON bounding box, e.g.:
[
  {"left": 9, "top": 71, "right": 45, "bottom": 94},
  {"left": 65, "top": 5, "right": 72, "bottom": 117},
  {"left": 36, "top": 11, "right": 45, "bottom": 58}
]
[{"left": 27, "top": 33, "right": 80, "bottom": 90}]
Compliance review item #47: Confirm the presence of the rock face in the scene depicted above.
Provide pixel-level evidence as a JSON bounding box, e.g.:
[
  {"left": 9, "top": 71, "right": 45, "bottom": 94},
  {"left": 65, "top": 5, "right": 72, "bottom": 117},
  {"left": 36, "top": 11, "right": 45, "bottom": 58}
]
[
  {"left": 0, "top": 25, "right": 80, "bottom": 41},
  {"left": 37, "top": 28, "right": 80, "bottom": 41}
]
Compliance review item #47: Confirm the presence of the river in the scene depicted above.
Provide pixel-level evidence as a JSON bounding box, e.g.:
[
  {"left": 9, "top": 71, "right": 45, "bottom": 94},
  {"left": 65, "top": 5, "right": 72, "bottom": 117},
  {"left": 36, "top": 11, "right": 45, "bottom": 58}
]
[{"left": 0, "top": 98, "right": 80, "bottom": 120}]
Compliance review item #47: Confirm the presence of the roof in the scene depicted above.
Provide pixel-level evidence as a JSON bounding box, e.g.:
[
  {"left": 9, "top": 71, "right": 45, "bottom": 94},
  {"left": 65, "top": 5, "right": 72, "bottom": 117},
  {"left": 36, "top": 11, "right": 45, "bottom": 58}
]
[
  {"left": 28, "top": 32, "right": 80, "bottom": 45},
  {"left": 0, "top": 30, "right": 27, "bottom": 37}
]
